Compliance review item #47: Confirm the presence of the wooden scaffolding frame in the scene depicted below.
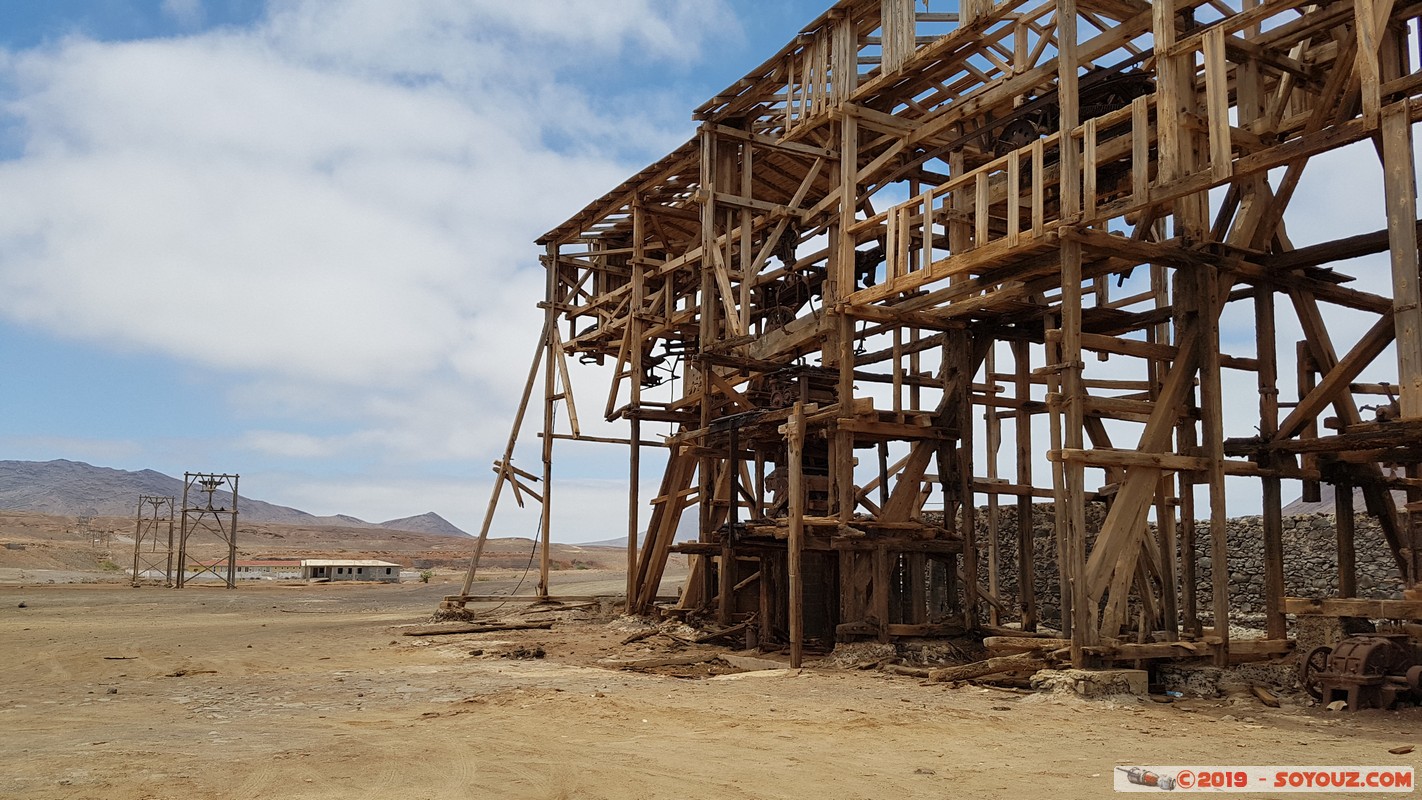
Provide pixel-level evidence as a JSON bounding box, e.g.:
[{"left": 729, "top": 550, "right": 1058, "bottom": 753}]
[{"left": 453, "top": 0, "right": 1422, "bottom": 668}]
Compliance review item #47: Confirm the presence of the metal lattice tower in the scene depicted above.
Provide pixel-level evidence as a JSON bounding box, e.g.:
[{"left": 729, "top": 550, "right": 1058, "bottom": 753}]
[
  {"left": 175, "top": 473, "right": 239, "bottom": 589},
  {"left": 131, "top": 495, "right": 176, "bottom": 587}
]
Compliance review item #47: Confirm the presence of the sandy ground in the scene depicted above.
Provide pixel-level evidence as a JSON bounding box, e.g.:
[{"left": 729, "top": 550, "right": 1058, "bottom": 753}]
[{"left": 2, "top": 573, "right": 1420, "bottom": 800}]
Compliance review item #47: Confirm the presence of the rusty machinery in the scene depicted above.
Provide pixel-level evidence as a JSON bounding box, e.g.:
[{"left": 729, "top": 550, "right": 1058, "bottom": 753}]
[{"left": 1302, "top": 634, "right": 1422, "bottom": 711}]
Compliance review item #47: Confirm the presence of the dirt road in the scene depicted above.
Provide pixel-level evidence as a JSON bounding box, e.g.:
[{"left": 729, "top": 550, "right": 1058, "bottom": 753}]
[{"left": 2, "top": 577, "right": 1418, "bottom": 800}]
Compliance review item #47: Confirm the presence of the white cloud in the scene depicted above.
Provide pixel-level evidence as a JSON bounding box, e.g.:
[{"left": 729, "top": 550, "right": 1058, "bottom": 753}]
[
  {"left": 162, "top": 0, "right": 204, "bottom": 29},
  {"left": 262, "top": 0, "right": 738, "bottom": 79},
  {"left": 0, "top": 2, "right": 736, "bottom": 485}
]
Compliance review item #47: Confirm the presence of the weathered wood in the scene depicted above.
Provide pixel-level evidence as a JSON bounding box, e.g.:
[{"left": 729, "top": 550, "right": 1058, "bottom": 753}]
[
  {"left": 459, "top": 323, "right": 549, "bottom": 598},
  {"left": 403, "top": 621, "right": 555, "bottom": 636},
  {"left": 1284, "top": 597, "right": 1422, "bottom": 619},
  {"left": 600, "top": 652, "right": 723, "bottom": 670},
  {"left": 1382, "top": 101, "right": 1422, "bottom": 419},
  {"left": 786, "top": 402, "right": 806, "bottom": 668},
  {"left": 982, "top": 636, "right": 1072, "bottom": 653},
  {"left": 1258, "top": 281, "right": 1287, "bottom": 640},
  {"left": 927, "top": 652, "right": 1049, "bottom": 682},
  {"left": 1336, "top": 479, "right": 1358, "bottom": 597},
  {"left": 509, "top": 0, "right": 1422, "bottom": 660}
]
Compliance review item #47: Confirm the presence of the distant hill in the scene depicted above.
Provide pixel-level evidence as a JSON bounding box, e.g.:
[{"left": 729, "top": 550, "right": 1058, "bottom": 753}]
[
  {"left": 377, "top": 512, "right": 468, "bottom": 537},
  {"left": 0, "top": 459, "right": 469, "bottom": 538},
  {"left": 579, "top": 512, "right": 700, "bottom": 549}
]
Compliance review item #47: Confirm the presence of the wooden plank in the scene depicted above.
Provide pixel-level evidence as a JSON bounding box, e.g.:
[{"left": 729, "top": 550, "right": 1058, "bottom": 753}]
[
  {"left": 1353, "top": 0, "right": 1390, "bottom": 122},
  {"left": 1054, "top": 448, "right": 1208, "bottom": 472},
  {"left": 403, "top": 621, "right": 554, "bottom": 636},
  {"left": 599, "top": 652, "right": 723, "bottom": 670},
  {"left": 1381, "top": 101, "right": 1422, "bottom": 418},
  {"left": 1205, "top": 28, "right": 1234, "bottom": 181},
  {"left": 975, "top": 171, "right": 990, "bottom": 247},
  {"left": 1131, "top": 96, "right": 1149, "bottom": 204},
  {"left": 1083, "top": 119, "right": 1098, "bottom": 216},
  {"left": 1007, "top": 151, "right": 1021, "bottom": 246},
  {"left": 1284, "top": 597, "right": 1422, "bottom": 619},
  {"left": 921, "top": 652, "right": 1049, "bottom": 682}
]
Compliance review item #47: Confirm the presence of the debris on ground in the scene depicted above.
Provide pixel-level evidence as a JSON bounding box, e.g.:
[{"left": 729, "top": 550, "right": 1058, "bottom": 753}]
[{"left": 402, "top": 620, "right": 554, "bottom": 636}]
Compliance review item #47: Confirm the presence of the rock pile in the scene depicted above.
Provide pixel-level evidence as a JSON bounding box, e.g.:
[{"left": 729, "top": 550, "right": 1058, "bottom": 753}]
[{"left": 935, "top": 505, "right": 1405, "bottom": 626}]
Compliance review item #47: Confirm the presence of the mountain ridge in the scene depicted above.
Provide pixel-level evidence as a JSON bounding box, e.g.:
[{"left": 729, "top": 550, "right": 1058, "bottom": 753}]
[{"left": 0, "top": 459, "right": 470, "bottom": 538}]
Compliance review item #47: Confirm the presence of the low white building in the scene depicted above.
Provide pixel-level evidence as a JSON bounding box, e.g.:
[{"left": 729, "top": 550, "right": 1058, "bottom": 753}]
[
  {"left": 301, "top": 559, "right": 401, "bottom": 583},
  {"left": 179, "top": 559, "right": 304, "bottom": 581}
]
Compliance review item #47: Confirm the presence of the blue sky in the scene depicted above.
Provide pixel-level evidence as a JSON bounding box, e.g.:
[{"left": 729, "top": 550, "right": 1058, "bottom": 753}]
[
  {"left": 0, "top": 2, "right": 1412, "bottom": 542},
  {"left": 0, "top": 0, "right": 835, "bottom": 539}
]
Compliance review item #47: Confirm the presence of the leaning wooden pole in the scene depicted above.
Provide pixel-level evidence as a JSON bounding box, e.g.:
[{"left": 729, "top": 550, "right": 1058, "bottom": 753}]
[{"left": 457, "top": 320, "right": 549, "bottom": 599}]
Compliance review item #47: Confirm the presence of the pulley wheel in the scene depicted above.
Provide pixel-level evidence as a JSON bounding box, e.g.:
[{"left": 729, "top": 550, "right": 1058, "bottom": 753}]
[{"left": 1301, "top": 645, "right": 1332, "bottom": 700}]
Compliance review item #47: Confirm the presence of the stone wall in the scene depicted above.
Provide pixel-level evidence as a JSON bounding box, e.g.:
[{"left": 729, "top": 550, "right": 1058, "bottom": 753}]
[{"left": 956, "top": 505, "right": 1407, "bottom": 627}]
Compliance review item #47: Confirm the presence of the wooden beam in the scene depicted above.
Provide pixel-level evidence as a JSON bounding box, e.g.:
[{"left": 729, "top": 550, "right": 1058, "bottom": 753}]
[
  {"left": 1381, "top": 101, "right": 1422, "bottom": 418},
  {"left": 786, "top": 402, "right": 806, "bottom": 668},
  {"left": 1285, "top": 597, "right": 1422, "bottom": 619},
  {"left": 1274, "top": 310, "right": 1396, "bottom": 441}
]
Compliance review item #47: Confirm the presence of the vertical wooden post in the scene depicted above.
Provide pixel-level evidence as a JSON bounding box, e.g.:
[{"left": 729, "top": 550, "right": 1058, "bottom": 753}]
[
  {"left": 539, "top": 241, "right": 558, "bottom": 598},
  {"left": 985, "top": 345, "right": 1002, "bottom": 626},
  {"left": 696, "top": 123, "right": 719, "bottom": 606},
  {"left": 1355, "top": 0, "right": 1385, "bottom": 123},
  {"left": 875, "top": 545, "right": 892, "bottom": 642},
  {"left": 1256, "top": 282, "right": 1287, "bottom": 639},
  {"left": 1204, "top": 28, "right": 1233, "bottom": 182},
  {"left": 1153, "top": 474, "right": 1179, "bottom": 640},
  {"left": 834, "top": 114, "right": 860, "bottom": 526},
  {"left": 1298, "top": 342, "right": 1321, "bottom": 503},
  {"left": 1056, "top": 0, "right": 1093, "bottom": 665},
  {"left": 959, "top": 344, "right": 979, "bottom": 627},
  {"left": 628, "top": 198, "right": 646, "bottom": 604},
  {"left": 1046, "top": 313, "right": 1070, "bottom": 636},
  {"left": 1337, "top": 476, "right": 1358, "bottom": 597},
  {"left": 1197, "top": 266, "right": 1230, "bottom": 665},
  {"left": 1013, "top": 340, "right": 1037, "bottom": 630},
  {"left": 1381, "top": 101, "right": 1422, "bottom": 419},
  {"left": 786, "top": 402, "right": 806, "bottom": 668},
  {"left": 627, "top": 418, "right": 641, "bottom": 602},
  {"left": 1176, "top": 281, "right": 1201, "bottom": 637}
]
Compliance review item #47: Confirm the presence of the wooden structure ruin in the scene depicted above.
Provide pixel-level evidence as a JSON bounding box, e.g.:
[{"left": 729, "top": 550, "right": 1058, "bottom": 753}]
[{"left": 452, "top": 0, "right": 1422, "bottom": 668}]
